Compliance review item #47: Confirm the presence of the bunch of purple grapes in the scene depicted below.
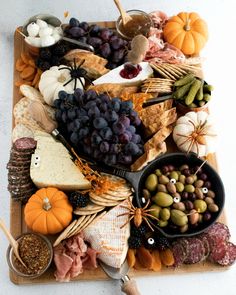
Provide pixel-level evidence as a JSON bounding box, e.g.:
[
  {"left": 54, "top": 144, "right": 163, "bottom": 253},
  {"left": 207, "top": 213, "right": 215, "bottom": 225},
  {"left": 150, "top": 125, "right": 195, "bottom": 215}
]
[
  {"left": 54, "top": 89, "right": 144, "bottom": 166},
  {"left": 64, "top": 17, "right": 129, "bottom": 69}
]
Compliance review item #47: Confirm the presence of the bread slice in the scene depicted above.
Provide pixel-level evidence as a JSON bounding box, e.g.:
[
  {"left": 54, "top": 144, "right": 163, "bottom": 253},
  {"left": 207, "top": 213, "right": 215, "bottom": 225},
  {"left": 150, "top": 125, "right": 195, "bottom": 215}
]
[{"left": 30, "top": 134, "right": 91, "bottom": 190}]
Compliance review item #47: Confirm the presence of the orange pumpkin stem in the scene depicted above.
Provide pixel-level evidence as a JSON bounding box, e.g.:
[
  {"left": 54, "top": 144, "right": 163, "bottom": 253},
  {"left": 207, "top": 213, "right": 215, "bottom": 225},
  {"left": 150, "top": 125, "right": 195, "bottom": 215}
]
[
  {"left": 184, "top": 18, "right": 191, "bottom": 31},
  {"left": 43, "top": 198, "right": 52, "bottom": 211}
]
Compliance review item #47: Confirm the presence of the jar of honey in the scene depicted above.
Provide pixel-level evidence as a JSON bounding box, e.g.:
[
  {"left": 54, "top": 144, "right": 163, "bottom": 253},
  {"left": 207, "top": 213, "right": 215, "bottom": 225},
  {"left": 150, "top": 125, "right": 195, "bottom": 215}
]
[{"left": 116, "top": 9, "right": 153, "bottom": 40}]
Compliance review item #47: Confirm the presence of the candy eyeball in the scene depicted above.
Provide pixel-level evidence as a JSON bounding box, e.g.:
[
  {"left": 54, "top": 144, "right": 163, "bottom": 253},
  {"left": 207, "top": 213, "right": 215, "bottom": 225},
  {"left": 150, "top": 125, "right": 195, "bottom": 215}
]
[
  {"left": 202, "top": 187, "right": 208, "bottom": 194},
  {"left": 41, "top": 35, "right": 55, "bottom": 47},
  {"left": 173, "top": 196, "right": 181, "bottom": 203},
  {"left": 170, "top": 178, "right": 176, "bottom": 184},
  {"left": 147, "top": 238, "right": 155, "bottom": 245},
  {"left": 39, "top": 27, "right": 53, "bottom": 37},
  {"left": 36, "top": 19, "right": 48, "bottom": 28},
  {"left": 27, "top": 22, "right": 40, "bottom": 37}
]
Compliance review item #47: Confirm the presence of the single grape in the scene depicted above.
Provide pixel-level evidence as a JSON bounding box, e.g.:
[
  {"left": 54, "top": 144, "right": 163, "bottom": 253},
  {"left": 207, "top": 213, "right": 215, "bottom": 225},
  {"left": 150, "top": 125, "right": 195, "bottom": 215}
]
[
  {"left": 55, "top": 109, "right": 62, "bottom": 121},
  {"left": 99, "top": 127, "right": 113, "bottom": 141},
  {"left": 58, "top": 90, "right": 68, "bottom": 100},
  {"left": 79, "top": 22, "right": 89, "bottom": 32},
  {"left": 104, "top": 110, "right": 119, "bottom": 122},
  {"left": 93, "top": 117, "right": 108, "bottom": 129},
  {"left": 112, "top": 122, "right": 125, "bottom": 135},
  {"left": 79, "top": 127, "right": 89, "bottom": 139},
  {"left": 88, "top": 106, "right": 100, "bottom": 118},
  {"left": 67, "top": 121, "right": 75, "bottom": 133},
  {"left": 84, "top": 89, "right": 97, "bottom": 101},
  {"left": 118, "top": 153, "right": 132, "bottom": 165},
  {"left": 53, "top": 99, "right": 61, "bottom": 108},
  {"left": 100, "top": 141, "right": 110, "bottom": 153},
  {"left": 118, "top": 115, "right": 130, "bottom": 128},
  {"left": 87, "top": 37, "right": 103, "bottom": 48},
  {"left": 99, "top": 28, "right": 113, "bottom": 41},
  {"left": 110, "top": 143, "right": 120, "bottom": 154},
  {"left": 99, "top": 102, "right": 108, "bottom": 112},
  {"left": 112, "top": 48, "right": 125, "bottom": 63},
  {"left": 99, "top": 43, "right": 111, "bottom": 58},
  {"left": 110, "top": 97, "right": 121, "bottom": 112},
  {"left": 84, "top": 101, "right": 96, "bottom": 110},
  {"left": 67, "top": 108, "right": 77, "bottom": 120},
  {"left": 99, "top": 94, "right": 110, "bottom": 103},
  {"left": 76, "top": 108, "right": 87, "bottom": 117},
  {"left": 104, "top": 154, "right": 117, "bottom": 165},
  {"left": 129, "top": 109, "right": 139, "bottom": 121},
  {"left": 131, "top": 133, "right": 141, "bottom": 144},
  {"left": 110, "top": 36, "right": 124, "bottom": 50},
  {"left": 111, "top": 134, "right": 119, "bottom": 143},
  {"left": 69, "top": 27, "right": 86, "bottom": 37},
  {"left": 120, "top": 100, "right": 133, "bottom": 114},
  {"left": 79, "top": 115, "right": 90, "bottom": 125},
  {"left": 74, "top": 118, "right": 81, "bottom": 130},
  {"left": 74, "top": 88, "right": 84, "bottom": 99},
  {"left": 127, "top": 125, "right": 136, "bottom": 134},
  {"left": 124, "top": 142, "right": 140, "bottom": 156},
  {"left": 91, "top": 133, "right": 102, "bottom": 146},
  {"left": 69, "top": 18, "right": 80, "bottom": 27},
  {"left": 70, "top": 132, "right": 79, "bottom": 145},
  {"left": 119, "top": 133, "right": 130, "bottom": 144},
  {"left": 89, "top": 24, "right": 101, "bottom": 36}
]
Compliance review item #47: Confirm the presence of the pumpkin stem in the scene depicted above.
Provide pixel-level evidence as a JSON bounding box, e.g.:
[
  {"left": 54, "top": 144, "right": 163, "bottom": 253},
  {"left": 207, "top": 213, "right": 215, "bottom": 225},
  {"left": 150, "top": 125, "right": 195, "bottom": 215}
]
[
  {"left": 184, "top": 17, "right": 191, "bottom": 31},
  {"left": 43, "top": 198, "right": 52, "bottom": 211}
]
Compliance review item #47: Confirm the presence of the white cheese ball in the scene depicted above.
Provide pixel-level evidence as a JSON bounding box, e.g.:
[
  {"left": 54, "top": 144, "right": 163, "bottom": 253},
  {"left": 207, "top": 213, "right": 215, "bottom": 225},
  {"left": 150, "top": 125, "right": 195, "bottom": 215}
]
[
  {"left": 27, "top": 22, "right": 40, "bottom": 37},
  {"left": 53, "top": 26, "right": 63, "bottom": 35},
  {"left": 36, "top": 19, "right": 48, "bottom": 28},
  {"left": 25, "top": 36, "right": 41, "bottom": 47},
  {"left": 52, "top": 33, "right": 61, "bottom": 43},
  {"left": 39, "top": 27, "right": 53, "bottom": 37},
  {"left": 41, "top": 35, "right": 55, "bottom": 47}
]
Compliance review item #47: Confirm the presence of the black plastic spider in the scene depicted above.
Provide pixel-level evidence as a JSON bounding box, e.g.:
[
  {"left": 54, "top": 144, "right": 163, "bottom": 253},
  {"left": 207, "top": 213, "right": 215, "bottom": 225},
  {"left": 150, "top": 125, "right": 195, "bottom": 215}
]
[{"left": 59, "top": 59, "right": 93, "bottom": 90}]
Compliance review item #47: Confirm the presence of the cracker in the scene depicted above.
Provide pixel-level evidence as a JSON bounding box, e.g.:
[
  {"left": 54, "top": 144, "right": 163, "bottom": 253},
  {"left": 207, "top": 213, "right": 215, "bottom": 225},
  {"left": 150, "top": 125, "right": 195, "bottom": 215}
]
[
  {"left": 12, "top": 123, "right": 34, "bottom": 142},
  {"left": 89, "top": 194, "right": 120, "bottom": 207},
  {"left": 66, "top": 215, "right": 86, "bottom": 238},
  {"left": 53, "top": 219, "right": 77, "bottom": 247},
  {"left": 79, "top": 213, "right": 97, "bottom": 233},
  {"left": 20, "top": 85, "right": 44, "bottom": 103},
  {"left": 69, "top": 214, "right": 95, "bottom": 237},
  {"left": 73, "top": 206, "right": 105, "bottom": 215}
]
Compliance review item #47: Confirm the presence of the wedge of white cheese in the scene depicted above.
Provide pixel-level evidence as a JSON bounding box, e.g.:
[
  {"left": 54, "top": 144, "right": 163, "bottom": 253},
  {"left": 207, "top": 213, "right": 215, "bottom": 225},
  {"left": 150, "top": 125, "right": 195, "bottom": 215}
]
[
  {"left": 30, "top": 133, "right": 91, "bottom": 190},
  {"left": 83, "top": 200, "right": 130, "bottom": 268},
  {"left": 93, "top": 62, "right": 153, "bottom": 86}
]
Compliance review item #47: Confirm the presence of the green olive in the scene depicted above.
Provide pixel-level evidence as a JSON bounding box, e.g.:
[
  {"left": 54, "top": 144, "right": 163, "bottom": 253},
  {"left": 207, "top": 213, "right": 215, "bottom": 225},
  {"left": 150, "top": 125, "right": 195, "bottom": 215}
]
[
  {"left": 184, "top": 184, "right": 195, "bottom": 193},
  {"left": 157, "top": 184, "right": 167, "bottom": 193},
  {"left": 179, "top": 175, "right": 186, "bottom": 184},
  {"left": 166, "top": 182, "right": 176, "bottom": 194},
  {"left": 208, "top": 203, "right": 219, "bottom": 213},
  {"left": 170, "top": 171, "right": 179, "bottom": 181},
  {"left": 207, "top": 190, "right": 215, "bottom": 198},
  {"left": 170, "top": 209, "right": 188, "bottom": 226},
  {"left": 205, "top": 197, "right": 214, "bottom": 205},
  {"left": 172, "top": 202, "right": 186, "bottom": 211},
  {"left": 195, "top": 187, "right": 204, "bottom": 199},
  {"left": 149, "top": 205, "right": 162, "bottom": 218},
  {"left": 145, "top": 174, "right": 158, "bottom": 192},
  {"left": 194, "top": 199, "right": 207, "bottom": 213},
  {"left": 194, "top": 180, "right": 204, "bottom": 188},
  {"left": 175, "top": 182, "right": 184, "bottom": 192},
  {"left": 155, "top": 169, "right": 162, "bottom": 176},
  {"left": 159, "top": 175, "right": 169, "bottom": 185},
  {"left": 186, "top": 176, "right": 194, "bottom": 184},
  {"left": 158, "top": 220, "right": 168, "bottom": 227},
  {"left": 160, "top": 208, "right": 170, "bottom": 221},
  {"left": 152, "top": 192, "right": 173, "bottom": 207}
]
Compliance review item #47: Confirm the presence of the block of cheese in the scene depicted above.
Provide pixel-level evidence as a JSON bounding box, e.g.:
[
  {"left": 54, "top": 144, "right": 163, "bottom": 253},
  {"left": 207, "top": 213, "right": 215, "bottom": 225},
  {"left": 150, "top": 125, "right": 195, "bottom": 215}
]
[
  {"left": 93, "top": 62, "right": 153, "bottom": 86},
  {"left": 30, "top": 133, "right": 91, "bottom": 190},
  {"left": 83, "top": 200, "right": 130, "bottom": 268}
]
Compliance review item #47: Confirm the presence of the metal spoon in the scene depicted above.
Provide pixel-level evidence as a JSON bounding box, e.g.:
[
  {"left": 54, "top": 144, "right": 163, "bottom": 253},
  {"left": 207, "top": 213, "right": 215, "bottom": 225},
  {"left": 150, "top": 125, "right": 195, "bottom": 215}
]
[
  {"left": 0, "top": 219, "right": 27, "bottom": 268},
  {"left": 113, "top": 0, "right": 132, "bottom": 25}
]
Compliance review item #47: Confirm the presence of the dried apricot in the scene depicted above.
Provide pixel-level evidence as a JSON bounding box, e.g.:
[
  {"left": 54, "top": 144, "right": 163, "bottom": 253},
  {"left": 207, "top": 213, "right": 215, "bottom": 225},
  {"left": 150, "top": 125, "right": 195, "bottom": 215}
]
[
  {"left": 20, "top": 66, "right": 35, "bottom": 79},
  {"left": 28, "top": 59, "right": 36, "bottom": 68},
  {"left": 134, "top": 256, "right": 146, "bottom": 270},
  {"left": 150, "top": 250, "right": 162, "bottom": 271},
  {"left": 16, "top": 58, "right": 27, "bottom": 72},
  {"left": 136, "top": 247, "right": 153, "bottom": 269},
  {"left": 21, "top": 52, "right": 31, "bottom": 64},
  {"left": 127, "top": 249, "right": 136, "bottom": 268},
  {"left": 159, "top": 248, "right": 175, "bottom": 266},
  {"left": 15, "top": 80, "right": 32, "bottom": 87}
]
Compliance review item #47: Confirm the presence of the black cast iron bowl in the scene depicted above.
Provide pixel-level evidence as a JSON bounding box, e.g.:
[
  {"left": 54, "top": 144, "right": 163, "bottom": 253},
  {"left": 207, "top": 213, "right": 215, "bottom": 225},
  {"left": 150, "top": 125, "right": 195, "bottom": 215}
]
[{"left": 95, "top": 152, "right": 225, "bottom": 239}]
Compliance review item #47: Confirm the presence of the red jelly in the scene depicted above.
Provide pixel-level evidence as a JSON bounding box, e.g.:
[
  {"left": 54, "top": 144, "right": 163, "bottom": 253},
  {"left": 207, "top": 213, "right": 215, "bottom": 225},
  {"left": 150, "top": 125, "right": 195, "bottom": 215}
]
[{"left": 120, "top": 63, "right": 142, "bottom": 79}]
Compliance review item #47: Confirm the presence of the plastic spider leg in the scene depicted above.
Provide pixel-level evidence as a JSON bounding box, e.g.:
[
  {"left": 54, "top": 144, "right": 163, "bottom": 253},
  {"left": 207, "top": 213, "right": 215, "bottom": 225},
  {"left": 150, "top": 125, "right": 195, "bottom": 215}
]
[
  {"left": 143, "top": 217, "right": 155, "bottom": 231},
  {"left": 142, "top": 199, "right": 151, "bottom": 210},
  {"left": 143, "top": 212, "right": 160, "bottom": 221},
  {"left": 120, "top": 216, "right": 134, "bottom": 229},
  {"left": 78, "top": 76, "right": 86, "bottom": 90},
  {"left": 63, "top": 78, "right": 74, "bottom": 87}
]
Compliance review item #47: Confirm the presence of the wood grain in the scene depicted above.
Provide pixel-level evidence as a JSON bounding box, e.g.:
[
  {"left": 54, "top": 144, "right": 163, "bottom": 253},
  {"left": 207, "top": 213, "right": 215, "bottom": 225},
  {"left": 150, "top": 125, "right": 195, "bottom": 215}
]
[{"left": 10, "top": 23, "right": 227, "bottom": 285}]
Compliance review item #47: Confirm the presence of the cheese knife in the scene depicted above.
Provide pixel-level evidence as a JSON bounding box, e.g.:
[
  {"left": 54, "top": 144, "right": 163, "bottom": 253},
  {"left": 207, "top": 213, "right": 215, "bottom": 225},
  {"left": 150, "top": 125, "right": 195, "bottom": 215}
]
[{"left": 99, "top": 260, "right": 141, "bottom": 295}]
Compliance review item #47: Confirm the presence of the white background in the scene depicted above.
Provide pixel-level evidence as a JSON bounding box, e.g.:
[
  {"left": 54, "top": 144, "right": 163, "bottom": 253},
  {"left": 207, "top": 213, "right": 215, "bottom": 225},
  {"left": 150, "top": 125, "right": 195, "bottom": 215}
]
[{"left": 0, "top": 0, "right": 236, "bottom": 294}]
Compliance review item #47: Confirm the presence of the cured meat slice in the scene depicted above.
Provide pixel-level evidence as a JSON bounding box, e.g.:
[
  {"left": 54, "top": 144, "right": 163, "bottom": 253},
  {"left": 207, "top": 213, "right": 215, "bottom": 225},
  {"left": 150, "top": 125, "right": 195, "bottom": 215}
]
[
  {"left": 208, "top": 240, "right": 228, "bottom": 263},
  {"left": 172, "top": 242, "right": 187, "bottom": 267},
  {"left": 206, "top": 222, "right": 230, "bottom": 242},
  {"left": 184, "top": 238, "right": 205, "bottom": 264},
  {"left": 198, "top": 233, "right": 211, "bottom": 259},
  {"left": 14, "top": 137, "right": 37, "bottom": 151},
  {"left": 216, "top": 242, "right": 236, "bottom": 266}
]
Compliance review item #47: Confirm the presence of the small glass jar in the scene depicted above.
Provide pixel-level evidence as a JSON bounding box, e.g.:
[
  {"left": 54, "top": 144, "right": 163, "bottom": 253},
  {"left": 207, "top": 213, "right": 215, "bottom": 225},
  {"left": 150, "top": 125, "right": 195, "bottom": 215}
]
[
  {"left": 116, "top": 9, "right": 153, "bottom": 40},
  {"left": 6, "top": 233, "right": 53, "bottom": 279}
]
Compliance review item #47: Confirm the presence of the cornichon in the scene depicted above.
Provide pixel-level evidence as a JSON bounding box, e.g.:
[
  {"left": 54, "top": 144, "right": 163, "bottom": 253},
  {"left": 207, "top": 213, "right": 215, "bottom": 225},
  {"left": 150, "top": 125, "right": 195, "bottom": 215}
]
[
  {"left": 172, "top": 79, "right": 196, "bottom": 99},
  {"left": 203, "top": 93, "right": 211, "bottom": 102},
  {"left": 174, "top": 74, "right": 195, "bottom": 87},
  {"left": 195, "top": 80, "right": 204, "bottom": 100},
  {"left": 198, "top": 101, "right": 206, "bottom": 107},
  {"left": 185, "top": 79, "right": 202, "bottom": 106},
  {"left": 203, "top": 84, "right": 214, "bottom": 92}
]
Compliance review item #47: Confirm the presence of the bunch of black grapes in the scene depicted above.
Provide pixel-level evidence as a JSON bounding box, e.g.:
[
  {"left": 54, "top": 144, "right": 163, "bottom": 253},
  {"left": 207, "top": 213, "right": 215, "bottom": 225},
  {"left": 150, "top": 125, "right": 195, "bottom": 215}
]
[
  {"left": 64, "top": 17, "right": 129, "bottom": 69},
  {"left": 54, "top": 89, "right": 144, "bottom": 166}
]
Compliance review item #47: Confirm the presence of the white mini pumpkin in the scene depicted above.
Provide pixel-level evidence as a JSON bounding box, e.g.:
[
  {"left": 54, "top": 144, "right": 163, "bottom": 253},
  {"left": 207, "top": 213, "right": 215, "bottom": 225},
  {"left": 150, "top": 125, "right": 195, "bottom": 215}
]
[
  {"left": 39, "top": 65, "right": 84, "bottom": 106},
  {"left": 173, "top": 111, "right": 217, "bottom": 157}
]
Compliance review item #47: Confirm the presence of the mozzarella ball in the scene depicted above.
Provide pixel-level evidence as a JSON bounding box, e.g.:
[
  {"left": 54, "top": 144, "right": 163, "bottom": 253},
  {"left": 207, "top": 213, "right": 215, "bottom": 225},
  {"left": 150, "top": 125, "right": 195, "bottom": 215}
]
[
  {"left": 39, "top": 27, "right": 53, "bottom": 37},
  {"left": 27, "top": 22, "right": 40, "bottom": 37},
  {"left": 25, "top": 36, "right": 41, "bottom": 47},
  {"left": 41, "top": 35, "right": 55, "bottom": 47},
  {"left": 36, "top": 19, "right": 48, "bottom": 28}
]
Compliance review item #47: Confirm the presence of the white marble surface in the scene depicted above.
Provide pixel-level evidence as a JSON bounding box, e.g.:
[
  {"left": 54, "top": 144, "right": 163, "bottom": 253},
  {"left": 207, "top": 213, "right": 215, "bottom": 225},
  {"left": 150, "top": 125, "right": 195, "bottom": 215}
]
[{"left": 1, "top": 0, "right": 236, "bottom": 294}]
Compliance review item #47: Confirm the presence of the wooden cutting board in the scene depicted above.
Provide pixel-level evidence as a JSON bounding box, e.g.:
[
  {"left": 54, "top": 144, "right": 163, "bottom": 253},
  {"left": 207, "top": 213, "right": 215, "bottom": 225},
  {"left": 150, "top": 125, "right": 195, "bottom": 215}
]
[{"left": 10, "top": 22, "right": 226, "bottom": 285}]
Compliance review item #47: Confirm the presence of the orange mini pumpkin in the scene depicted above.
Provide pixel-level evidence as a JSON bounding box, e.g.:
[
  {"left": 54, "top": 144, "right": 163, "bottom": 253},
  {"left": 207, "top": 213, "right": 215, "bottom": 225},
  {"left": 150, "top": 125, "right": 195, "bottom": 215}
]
[
  {"left": 163, "top": 12, "right": 208, "bottom": 55},
  {"left": 24, "top": 187, "right": 73, "bottom": 235}
]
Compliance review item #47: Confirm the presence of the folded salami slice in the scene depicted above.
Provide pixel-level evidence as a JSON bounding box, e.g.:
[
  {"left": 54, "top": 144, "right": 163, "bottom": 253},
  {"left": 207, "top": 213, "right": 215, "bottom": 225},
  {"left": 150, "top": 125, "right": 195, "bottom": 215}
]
[
  {"left": 206, "top": 222, "right": 230, "bottom": 243},
  {"left": 184, "top": 238, "right": 205, "bottom": 264},
  {"left": 216, "top": 242, "right": 236, "bottom": 266}
]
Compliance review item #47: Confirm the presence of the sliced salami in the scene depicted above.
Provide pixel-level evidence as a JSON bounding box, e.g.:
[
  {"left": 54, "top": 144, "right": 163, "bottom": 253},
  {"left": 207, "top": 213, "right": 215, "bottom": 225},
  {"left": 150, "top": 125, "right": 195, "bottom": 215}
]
[
  {"left": 172, "top": 242, "right": 187, "bottom": 267},
  {"left": 7, "top": 160, "right": 31, "bottom": 168},
  {"left": 206, "top": 222, "right": 230, "bottom": 242},
  {"left": 13, "top": 137, "right": 37, "bottom": 151},
  {"left": 184, "top": 238, "right": 205, "bottom": 264},
  {"left": 199, "top": 233, "right": 211, "bottom": 259},
  {"left": 10, "top": 149, "right": 34, "bottom": 157},
  {"left": 216, "top": 242, "right": 236, "bottom": 266},
  {"left": 208, "top": 240, "right": 228, "bottom": 263}
]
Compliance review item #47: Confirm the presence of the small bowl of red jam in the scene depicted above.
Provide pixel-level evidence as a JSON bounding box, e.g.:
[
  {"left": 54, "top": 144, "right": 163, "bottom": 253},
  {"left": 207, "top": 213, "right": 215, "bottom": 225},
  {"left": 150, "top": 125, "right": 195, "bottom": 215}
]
[{"left": 116, "top": 9, "right": 153, "bottom": 40}]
